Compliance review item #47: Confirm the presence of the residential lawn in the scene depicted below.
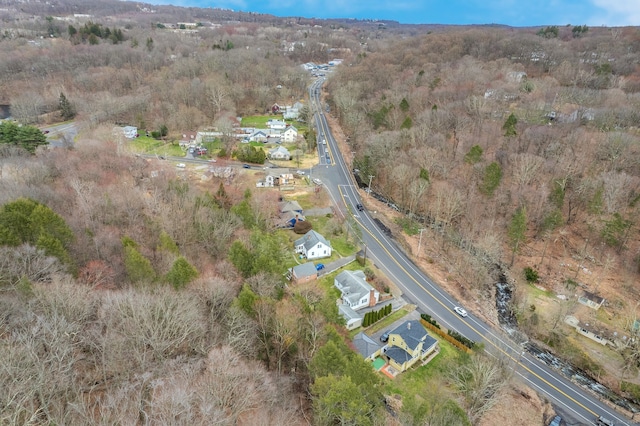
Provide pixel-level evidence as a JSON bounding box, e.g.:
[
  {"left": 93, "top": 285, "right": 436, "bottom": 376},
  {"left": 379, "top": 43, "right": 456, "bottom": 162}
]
[
  {"left": 288, "top": 192, "right": 318, "bottom": 210},
  {"left": 317, "top": 270, "right": 342, "bottom": 298},
  {"left": 523, "top": 282, "right": 554, "bottom": 299},
  {"left": 241, "top": 115, "right": 277, "bottom": 127},
  {"left": 331, "top": 235, "right": 357, "bottom": 257},
  {"left": 126, "top": 135, "right": 159, "bottom": 152},
  {"left": 148, "top": 143, "right": 184, "bottom": 157},
  {"left": 126, "top": 136, "right": 185, "bottom": 156},
  {"left": 241, "top": 115, "right": 308, "bottom": 134}
]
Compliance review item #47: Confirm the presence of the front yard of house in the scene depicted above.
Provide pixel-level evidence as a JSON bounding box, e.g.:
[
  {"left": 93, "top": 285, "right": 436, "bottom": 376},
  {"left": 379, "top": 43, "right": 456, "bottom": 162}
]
[{"left": 126, "top": 135, "right": 224, "bottom": 158}]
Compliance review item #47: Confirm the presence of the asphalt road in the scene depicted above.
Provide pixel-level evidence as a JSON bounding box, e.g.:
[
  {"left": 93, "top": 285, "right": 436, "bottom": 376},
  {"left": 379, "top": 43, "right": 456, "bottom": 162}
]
[
  {"left": 308, "top": 77, "right": 638, "bottom": 426},
  {"left": 43, "top": 122, "right": 77, "bottom": 148}
]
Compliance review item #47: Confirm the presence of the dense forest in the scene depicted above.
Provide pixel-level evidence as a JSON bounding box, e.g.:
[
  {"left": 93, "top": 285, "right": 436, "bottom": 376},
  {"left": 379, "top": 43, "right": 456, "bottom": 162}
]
[{"left": 1, "top": 0, "right": 640, "bottom": 424}]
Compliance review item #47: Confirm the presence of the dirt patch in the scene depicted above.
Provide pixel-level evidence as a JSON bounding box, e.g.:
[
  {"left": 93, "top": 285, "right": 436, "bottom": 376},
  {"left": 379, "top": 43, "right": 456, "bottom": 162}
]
[{"left": 478, "top": 382, "right": 556, "bottom": 426}]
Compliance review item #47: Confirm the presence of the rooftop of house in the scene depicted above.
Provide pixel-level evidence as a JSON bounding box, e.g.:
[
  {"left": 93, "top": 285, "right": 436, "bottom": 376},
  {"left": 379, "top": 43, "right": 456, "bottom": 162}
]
[
  {"left": 334, "top": 270, "right": 373, "bottom": 306},
  {"left": 292, "top": 262, "right": 317, "bottom": 278},
  {"left": 295, "top": 230, "right": 331, "bottom": 251},
  {"left": 389, "top": 320, "right": 432, "bottom": 351},
  {"left": 279, "top": 200, "right": 303, "bottom": 213},
  {"left": 353, "top": 331, "right": 380, "bottom": 358},
  {"left": 581, "top": 290, "right": 605, "bottom": 305}
]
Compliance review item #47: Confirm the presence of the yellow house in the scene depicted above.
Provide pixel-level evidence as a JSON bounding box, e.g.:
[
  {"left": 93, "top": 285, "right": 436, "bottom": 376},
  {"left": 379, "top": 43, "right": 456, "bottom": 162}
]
[{"left": 384, "top": 320, "right": 439, "bottom": 372}]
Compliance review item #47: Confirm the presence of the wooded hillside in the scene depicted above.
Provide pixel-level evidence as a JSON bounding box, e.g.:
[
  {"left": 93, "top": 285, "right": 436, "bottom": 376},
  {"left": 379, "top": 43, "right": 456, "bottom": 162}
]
[{"left": 1, "top": 0, "right": 640, "bottom": 423}]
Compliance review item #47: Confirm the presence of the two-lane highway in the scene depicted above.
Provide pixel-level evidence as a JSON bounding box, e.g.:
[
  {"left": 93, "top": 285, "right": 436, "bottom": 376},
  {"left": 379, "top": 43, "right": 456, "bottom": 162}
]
[{"left": 308, "top": 77, "right": 638, "bottom": 426}]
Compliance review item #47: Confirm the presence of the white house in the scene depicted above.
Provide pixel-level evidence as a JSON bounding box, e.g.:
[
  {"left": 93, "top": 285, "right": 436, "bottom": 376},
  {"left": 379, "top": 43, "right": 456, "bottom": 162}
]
[
  {"left": 294, "top": 230, "right": 332, "bottom": 260},
  {"left": 339, "top": 305, "right": 364, "bottom": 330},
  {"left": 267, "top": 119, "right": 287, "bottom": 130},
  {"left": 334, "top": 270, "right": 379, "bottom": 311},
  {"left": 122, "top": 126, "right": 138, "bottom": 139},
  {"left": 268, "top": 146, "right": 291, "bottom": 160},
  {"left": 249, "top": 130, "right": 269, "bottom": 143},
  {"left": 282, "top": 126, "right": 298, "bottom": 143}
]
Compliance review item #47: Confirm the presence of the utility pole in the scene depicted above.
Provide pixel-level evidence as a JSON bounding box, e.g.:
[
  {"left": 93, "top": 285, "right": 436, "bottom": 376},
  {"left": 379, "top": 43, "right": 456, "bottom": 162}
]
[
  {"left": 417, "top": 228, "right": 426, "bottom": 257},
  {"left": 368, "top": 175, "right": 374, "bottom": 198}
]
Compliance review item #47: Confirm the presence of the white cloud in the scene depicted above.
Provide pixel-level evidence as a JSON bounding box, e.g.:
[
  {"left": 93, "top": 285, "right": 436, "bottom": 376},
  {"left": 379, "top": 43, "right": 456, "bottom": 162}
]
[{"left": 589, "top": 0, "right": 640, "bottom": 26}]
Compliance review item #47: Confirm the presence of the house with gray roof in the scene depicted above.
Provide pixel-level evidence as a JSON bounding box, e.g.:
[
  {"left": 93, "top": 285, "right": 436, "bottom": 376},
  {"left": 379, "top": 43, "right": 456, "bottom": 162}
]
[
  {"left": 353, "top": 331, "right": 382, "bottom": 360},
  {"left": 384, "top": 320, "right": 439, "bottom": 372},
  {"left": 279, "top": 200, "right": 303, "bottom": 214},
  {"left": 334, "top": 270, "right": 379, "bottom": 311},
  {"left": 268, "top": 146, "right": 291, "bottom": 160},
  {"left": 289, "top": 262, "right": 318, "bottom": 284},
  {"left": 282, "top": 126, "right": 298, "bottom": 143},
  {"left": 339, "top": 305, "right": 364, "bottom": 331},
  {"left": 294, "top": 230, "right": 331, "bottom": 260}
]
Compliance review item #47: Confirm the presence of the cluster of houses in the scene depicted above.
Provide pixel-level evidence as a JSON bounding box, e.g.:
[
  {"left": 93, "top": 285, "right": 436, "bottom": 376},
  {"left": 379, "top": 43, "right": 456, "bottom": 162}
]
[{"left": 286, "top": 227, "right": 440, "bottom": 374}]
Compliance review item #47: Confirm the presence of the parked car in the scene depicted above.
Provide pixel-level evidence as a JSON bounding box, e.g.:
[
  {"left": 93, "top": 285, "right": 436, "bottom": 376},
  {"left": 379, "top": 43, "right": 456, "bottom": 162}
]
[
  {"left": 548, "top": 415, "right": 562, "bottom": 426},
  {"left": 315, "top": 263, "right": 325, "bottom": 271},
  {"left": 380, "top": 331, "right": 390, "bottom": 343},
  {"left": 454, "top": 306, "right": 468, "bottom": 317},
  {"left": 176, "top": 163, "right": 186, "bottom": 168},
  {"left": 296, "top": 170, "right": 305, "bottom": 175}
]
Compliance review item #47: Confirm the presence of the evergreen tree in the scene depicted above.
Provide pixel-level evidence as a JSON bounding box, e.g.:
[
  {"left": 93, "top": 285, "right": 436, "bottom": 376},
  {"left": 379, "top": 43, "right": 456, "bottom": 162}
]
[
  {"left": 0, "top": 198, "right": 73, "bottom": 265},
  {"left": 122, "top": 239, "right": 155, "bottom": 283},
  {"left": 0, "top": 121, "right": 48, "bottom": 154},
  {"left": 59, "top": 92, "right": 76, "bottom": 120},
  {"left": 228, "top": 240, "right": 254, "bottom": 278},
  {"left": 164, "top": 256, "right": 198, "bottom": 289},
  {"left": 480, "top": 162, "right": 503, "bottom": 196},
  {"left": 508, "top": 206, "right": 527, "bottom": 266},
  {"left": 502, "top": 113, "right": 518, "bottom": 137}
]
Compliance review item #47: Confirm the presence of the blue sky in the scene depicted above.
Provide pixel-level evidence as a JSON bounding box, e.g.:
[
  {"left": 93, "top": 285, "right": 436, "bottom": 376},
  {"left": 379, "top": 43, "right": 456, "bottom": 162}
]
[{"left": 145, "top": 0, "right": 639, "bottom": 27}]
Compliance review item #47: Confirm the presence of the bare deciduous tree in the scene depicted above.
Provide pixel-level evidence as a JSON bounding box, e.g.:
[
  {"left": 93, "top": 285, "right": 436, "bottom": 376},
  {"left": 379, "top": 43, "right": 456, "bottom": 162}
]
[{"left": 447, "top": 355, "right": 509, "bottom": 425}]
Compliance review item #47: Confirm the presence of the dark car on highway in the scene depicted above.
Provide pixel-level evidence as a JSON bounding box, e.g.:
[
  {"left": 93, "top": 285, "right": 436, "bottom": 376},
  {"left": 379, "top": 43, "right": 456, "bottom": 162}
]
[{"left": 356, "top": 204, "right": 364, "bottom": 211}]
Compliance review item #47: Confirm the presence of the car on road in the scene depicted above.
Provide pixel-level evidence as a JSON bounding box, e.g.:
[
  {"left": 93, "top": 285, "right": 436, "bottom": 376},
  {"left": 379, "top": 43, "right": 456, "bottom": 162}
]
[
  {"left": 242, "top": 164, "right": 251, "bottom": 169},
  {"left": 296, "top": 170, "right": 305, "bottom": 175},
  {"left": 43, "top": 130, "right": 50, "bottom": 134},
  {"left": 380, "top": 330, "right": 390, "bottom": 343},
  {"left": 176, "top": 163, "right": 186, "bottom": 168},
  {"left": 548, "top": 415, "right": 562, "bottom": 426},
  {"left": 596, "top": 416, "right": 615, "bottom": 426},
  {"left": 313, "top": 178, "right": 322, "bottom": 185},
  {"left": 315, "top": 263, "right": 325, "bottom": 271},
  {"left": 356, "top": 204, "right": 364, "bottom": 211},
  {"left": 454, "top": 307, "right": 468, "bottom": 317}
]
